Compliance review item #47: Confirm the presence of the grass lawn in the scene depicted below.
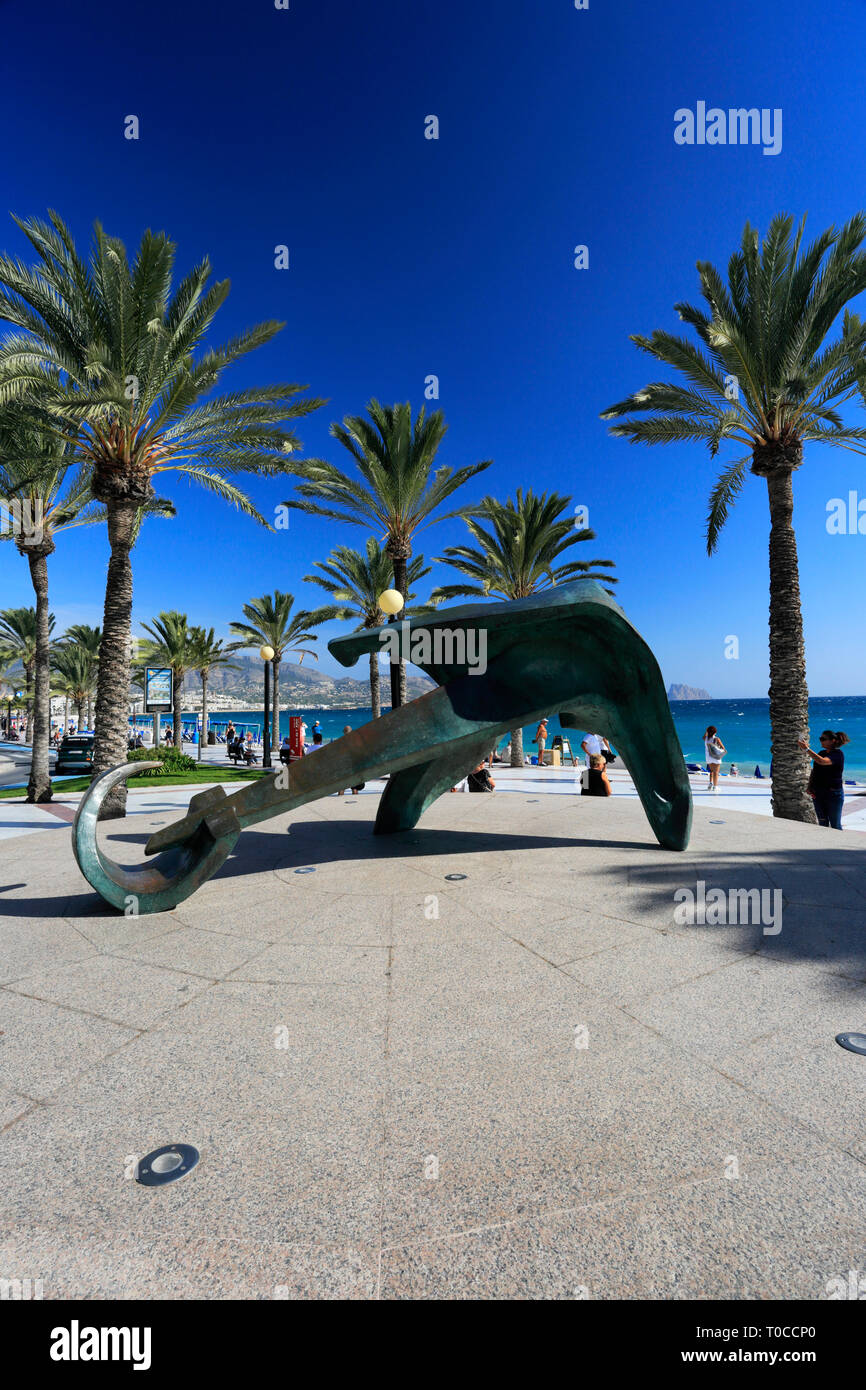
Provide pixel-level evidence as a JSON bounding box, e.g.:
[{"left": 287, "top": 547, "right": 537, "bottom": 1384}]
[{"left": 0, "top": 767, "right": 268, "bottom": 800}]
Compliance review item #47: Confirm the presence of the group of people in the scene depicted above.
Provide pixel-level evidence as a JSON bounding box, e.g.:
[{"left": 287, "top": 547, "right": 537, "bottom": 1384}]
[
  {"left": 704, "top": 723, "right": 851, "bottom": 831},
  {"left": 220, "top": 711, "right": 857, "bottom": 832},
  {"left": 446, "top": 722, "right": 616, "bottom": 797}
]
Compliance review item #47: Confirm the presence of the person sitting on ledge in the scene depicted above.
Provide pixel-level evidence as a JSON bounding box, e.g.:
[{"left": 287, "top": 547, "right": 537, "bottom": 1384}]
[
  {"left": 582, "top": 753, "right": 612, "bottom": 797},
  {"left": 467, "top": 760, "right": 495, "bottom": 793},
  {"left": 228, "top": 736, "right": 244, "bottom": 763}
]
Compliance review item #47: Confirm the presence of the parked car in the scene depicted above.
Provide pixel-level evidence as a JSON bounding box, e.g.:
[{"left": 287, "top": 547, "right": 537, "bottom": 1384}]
[{"left": 55, "top": 734, "right": 95, "bottom": 774}]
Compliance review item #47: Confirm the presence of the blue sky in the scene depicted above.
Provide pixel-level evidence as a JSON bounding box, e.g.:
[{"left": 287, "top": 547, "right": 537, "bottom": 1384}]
[{"left": 3, "top": 0, "right": 866, "bottom": 697}]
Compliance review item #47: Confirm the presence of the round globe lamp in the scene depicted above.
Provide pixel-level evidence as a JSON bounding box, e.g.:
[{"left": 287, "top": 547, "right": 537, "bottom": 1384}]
[{"left": 377, "top": 589, "right": 404, "bottom": 616}]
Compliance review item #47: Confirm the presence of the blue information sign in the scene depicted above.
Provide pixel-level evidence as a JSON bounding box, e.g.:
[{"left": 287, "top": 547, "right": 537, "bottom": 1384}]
[{"left": 144, "top": 667, "right": 173, "bottom": 713}]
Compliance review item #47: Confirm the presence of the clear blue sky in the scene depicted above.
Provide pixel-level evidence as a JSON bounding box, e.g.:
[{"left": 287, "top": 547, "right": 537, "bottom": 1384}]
[{"left": 3, "top": 0, "right": 866, "bottom": 696}]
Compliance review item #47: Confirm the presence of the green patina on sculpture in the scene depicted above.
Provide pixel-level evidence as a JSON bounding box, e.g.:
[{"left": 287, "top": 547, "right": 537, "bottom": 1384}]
[{"left": 72, "top": 580, "right": 692, "bottom": 913}]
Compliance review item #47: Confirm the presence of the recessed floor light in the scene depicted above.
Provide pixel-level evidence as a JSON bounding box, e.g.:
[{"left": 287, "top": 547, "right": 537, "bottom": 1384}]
[
  {"left": 709, "top": 820, "right": 726, "bottom": 824},
  {"left": 836, "top": 1032, "right": 866, "bottom": 1056},
  {"left": 445, "top": 873, "right": 467, "bottom": 881},
  {"left": 294, "top": 866, "right": 316, "bottom": 874},
  {"left": 135, "top": 1143, "right": 199, "bottom": 1187}
]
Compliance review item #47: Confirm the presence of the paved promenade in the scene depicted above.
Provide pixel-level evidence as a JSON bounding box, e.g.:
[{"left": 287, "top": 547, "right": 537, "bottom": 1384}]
[{"left": 1, "top": 781, "right": 865, "bottom": 1298}]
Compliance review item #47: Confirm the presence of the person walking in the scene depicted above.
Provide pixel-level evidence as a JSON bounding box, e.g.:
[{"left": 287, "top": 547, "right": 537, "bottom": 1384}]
[
  {"left": 581, "top": 731, "right": 605, "bottom": 766},
  {"left": 533, "top": 718, "right": 549, "bottom": 766},
  {"left": 703, "top": 725, "right": 726, "bottom": 791},
  {"left": 798, "top": 730, "right": 850, "bottom": 830}
]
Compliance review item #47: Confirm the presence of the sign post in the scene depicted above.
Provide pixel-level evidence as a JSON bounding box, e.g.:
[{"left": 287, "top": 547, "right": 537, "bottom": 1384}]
[{"left": 144, "top": 668, "right": 173, "bottom": 749}]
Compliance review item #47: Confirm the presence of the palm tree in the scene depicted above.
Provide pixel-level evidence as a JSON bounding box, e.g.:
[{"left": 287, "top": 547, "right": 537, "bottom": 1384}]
[
  {"left": 0, "top": 212, "right": 324, "bottom": 815},
  {"left": 284, "top": 400, "right": 490, "bottom": 705},
  {"left": 187, "top": 627, "right": 242, "bottom": 760},
  {"left": 139, "top": 612, "right": 193, "bottom": 747},
  {"left": 304, "top": 541, "right": 431, "bottom": 717},
  {"left": 0, "top": 662, "right": 20, "bottom": 737},
  {"left": 431, "top": 488, "right": 617, "bottom": 766},
  {"left": 0, "top": 630, "right": 30, "bottom": 741},
  {"left": 0, "top": 608, "right": 42, "bottom": 732},
  {"left": 51, "top": 644, "right": 96, "bottom": 734},
  {"left": 0, "top": 401, "right": 99, "bottom": 798},
  {"left": 600, "top": 213, "right": 866, "bottom": 822},
  {"left": 229, "top": 593, "right": 318, "bottom": 748},
  {"left": 59, "top": 625, "right": 101, "bottom": 729}
]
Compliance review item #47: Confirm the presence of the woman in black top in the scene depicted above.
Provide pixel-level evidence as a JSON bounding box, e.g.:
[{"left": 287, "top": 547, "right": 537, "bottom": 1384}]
[
  {"left": 798, "top": 730, "right": 850, "bottom": 830},
  {"left": 581, "top": 754, "right": 612, "bottom": 797},
  {"left": 467, "top": 761, "right": 495, "bottom": 792}
]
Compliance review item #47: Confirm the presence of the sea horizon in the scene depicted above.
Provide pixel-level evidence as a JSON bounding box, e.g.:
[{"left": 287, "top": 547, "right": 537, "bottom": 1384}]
[{"left": 154, "top": 693, "right": 866, "bottom": 783}]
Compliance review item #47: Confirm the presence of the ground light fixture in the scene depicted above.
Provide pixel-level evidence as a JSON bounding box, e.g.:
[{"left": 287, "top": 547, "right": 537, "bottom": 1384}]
[
  {"left": 135, "top": 1144, "right": 200, "bottom": 1187},
  {"left": 445, "top": 873, "right": 467, "bottom": 881},
  {"left": 835, "top": 1032, "right": 866, "bottom": 1056}
]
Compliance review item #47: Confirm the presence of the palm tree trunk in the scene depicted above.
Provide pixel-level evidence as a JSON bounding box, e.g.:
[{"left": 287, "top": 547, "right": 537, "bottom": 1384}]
[
  {"left": 369, "top": 649, "right": 381, "bottom": 718},
  {"left": 93, "top": 501, "right": 137, "bottom": 818},
  {"left": 77, "top": 697, "right": 85, "bottom": 730},
  {"left": 173, "top": 672, "right": 182, "bottom": 747},
  {"left": 63, "top": 694, "right": 69, "bottom": 734},
  {"left": 510, "top": 727, "right": 524, "bottom": 767},
  {"left": 765, "top": 471, "right": 815, "bottom": 823},
  {"left": 25, "top": 545, "right": 54, "bottom": 802},
  {"left": 388, "top": 552, "right": 410, "bottom": 709},
  {"left": 24, "top": 664, "right": 33, "bottom": 742},
  {"left": 86, "top": 695, "right": 92, "bottom": 729},
  {"left": 199, "top": 672, "right": 208, "bottom": 762},
  {"left": 271, "top": 658, "right": 280, "bottom": 749}
]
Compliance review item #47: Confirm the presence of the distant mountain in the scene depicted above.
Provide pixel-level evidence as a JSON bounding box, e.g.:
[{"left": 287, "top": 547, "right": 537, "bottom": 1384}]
[
  {"left": 181, "top": 653, "right": 434, "bottom": 709},
  {"left": 668, "top": 683, "right": 711, "bottom": 701}
]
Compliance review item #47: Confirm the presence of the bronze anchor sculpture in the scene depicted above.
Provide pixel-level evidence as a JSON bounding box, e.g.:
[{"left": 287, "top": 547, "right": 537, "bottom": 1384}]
[{"left": 72, "top": 581, "right": 692, "bottom": 914}]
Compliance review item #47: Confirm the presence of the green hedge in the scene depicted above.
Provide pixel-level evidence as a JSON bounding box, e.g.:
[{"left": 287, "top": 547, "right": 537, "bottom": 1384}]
[{"left": 127, "top": 745, "right": 197, "bottom": 776}]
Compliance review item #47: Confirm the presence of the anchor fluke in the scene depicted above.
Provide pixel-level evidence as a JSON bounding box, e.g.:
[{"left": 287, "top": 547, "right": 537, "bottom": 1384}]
[{"left": 72, "top": 764, "right": 241, "bottom": 915}]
